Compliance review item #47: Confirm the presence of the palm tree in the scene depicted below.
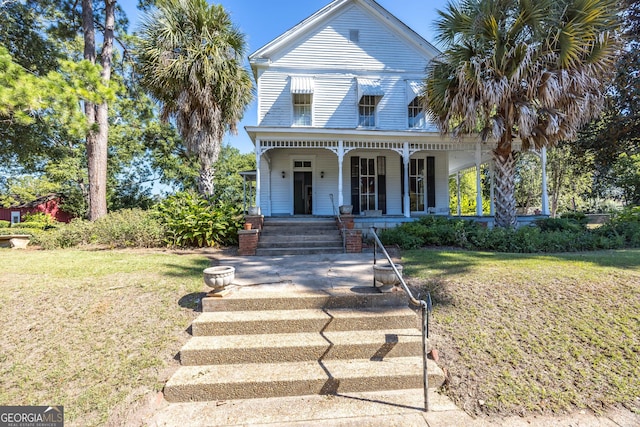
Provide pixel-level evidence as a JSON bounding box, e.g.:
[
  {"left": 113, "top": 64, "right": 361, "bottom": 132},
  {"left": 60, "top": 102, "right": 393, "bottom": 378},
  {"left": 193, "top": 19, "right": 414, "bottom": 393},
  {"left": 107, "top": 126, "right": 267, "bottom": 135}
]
[
  {"left": 136, "top": 0, "right": 253, "bottom": 197},
  {"left": 424, "top": 0, "right": 619, "bottom": 227}
]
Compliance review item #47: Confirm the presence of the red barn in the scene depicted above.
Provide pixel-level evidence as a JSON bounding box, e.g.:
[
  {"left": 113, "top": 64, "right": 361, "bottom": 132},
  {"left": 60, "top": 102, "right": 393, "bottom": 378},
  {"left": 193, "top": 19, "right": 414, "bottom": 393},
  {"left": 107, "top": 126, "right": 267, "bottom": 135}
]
[{"left": 0, "top": 194, "right": 73, "bottom": 224}]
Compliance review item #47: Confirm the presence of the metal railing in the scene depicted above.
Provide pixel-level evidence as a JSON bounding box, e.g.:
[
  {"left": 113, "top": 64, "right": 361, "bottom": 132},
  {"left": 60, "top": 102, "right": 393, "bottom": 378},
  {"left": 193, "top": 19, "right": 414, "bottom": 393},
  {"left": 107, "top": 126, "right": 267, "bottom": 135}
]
[
  {"left": 329, "top": 194, "right": 346, "bottom": 253},
  {"left": 369, "top": 227, "right": 432, "bottom": 412}
]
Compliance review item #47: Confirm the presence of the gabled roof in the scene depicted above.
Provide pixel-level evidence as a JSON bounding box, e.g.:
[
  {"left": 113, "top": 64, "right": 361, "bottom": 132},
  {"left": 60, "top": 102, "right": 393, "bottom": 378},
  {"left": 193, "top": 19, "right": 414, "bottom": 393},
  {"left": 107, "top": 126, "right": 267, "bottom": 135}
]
[{"left": 249, "top": 0, "right": 440, "bottom": 73}]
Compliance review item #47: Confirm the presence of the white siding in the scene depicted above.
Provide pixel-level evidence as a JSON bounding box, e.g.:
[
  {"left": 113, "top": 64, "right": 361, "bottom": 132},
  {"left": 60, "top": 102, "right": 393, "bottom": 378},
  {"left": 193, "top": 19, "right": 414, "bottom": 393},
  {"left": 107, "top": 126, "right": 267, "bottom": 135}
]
[
  {"left": 270, "top": 5, "right": 428, "bottom": 73},
  {"left": 314, "top": 76, "right": 357, "bottom": 128},
  {"left": 258, "top": 72, "right": 290, "bottom": 126},
  {"left": 264, "top": 149, "right": 339, "bottom": 216}
]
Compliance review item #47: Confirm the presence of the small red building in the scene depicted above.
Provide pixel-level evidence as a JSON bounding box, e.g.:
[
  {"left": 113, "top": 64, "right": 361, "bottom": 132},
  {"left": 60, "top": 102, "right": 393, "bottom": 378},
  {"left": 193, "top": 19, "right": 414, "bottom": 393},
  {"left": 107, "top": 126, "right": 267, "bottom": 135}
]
[{"left": 0, "top": 194, "right": 73, "bottom": 224}]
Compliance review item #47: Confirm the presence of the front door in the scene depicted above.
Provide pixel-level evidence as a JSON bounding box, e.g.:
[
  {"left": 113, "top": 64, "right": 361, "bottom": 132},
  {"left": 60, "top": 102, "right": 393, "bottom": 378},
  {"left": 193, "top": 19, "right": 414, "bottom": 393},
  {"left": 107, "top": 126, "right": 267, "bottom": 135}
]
[{"left": 294, "top": 171, "right": 312, "bottom": 214}]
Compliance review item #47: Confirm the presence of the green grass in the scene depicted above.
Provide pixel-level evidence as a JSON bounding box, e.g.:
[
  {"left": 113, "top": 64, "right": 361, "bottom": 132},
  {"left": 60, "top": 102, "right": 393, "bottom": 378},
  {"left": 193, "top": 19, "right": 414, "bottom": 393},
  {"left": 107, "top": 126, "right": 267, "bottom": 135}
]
[
  {"left": 0, "top": 248, "right": 211, "bottom": 426},
  {"left": 404, "top": 249, "right": 640, "bottom": 416}
]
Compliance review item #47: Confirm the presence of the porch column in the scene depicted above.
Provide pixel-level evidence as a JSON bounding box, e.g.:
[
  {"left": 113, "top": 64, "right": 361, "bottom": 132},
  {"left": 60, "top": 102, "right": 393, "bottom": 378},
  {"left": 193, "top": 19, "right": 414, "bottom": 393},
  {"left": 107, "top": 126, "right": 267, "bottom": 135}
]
[
  {"left": 489, "top": 160, "right": 495, "bottom": 216},
  {"left": 338, "top": 140, "right": 344, "bottom": 206},
  {"left": 403, "top": 142, "right": 410, "bottom": 218},
  {"left": 255, "top": 140, "right": 261, "bottom": 209},
  {"left": 456, "top": 171, "right": 462, "bottom": 216},
  {"left": 541, "top": 146, "right": 550, "bottom": 215},
  {"left": 475, "top": 141, "right": 483, "bottom": 216}
]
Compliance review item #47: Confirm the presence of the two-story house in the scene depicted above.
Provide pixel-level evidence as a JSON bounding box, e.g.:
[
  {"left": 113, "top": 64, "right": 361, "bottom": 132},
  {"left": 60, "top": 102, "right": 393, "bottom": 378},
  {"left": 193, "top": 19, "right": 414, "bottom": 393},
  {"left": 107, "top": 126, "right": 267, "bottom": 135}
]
[{"left": 246, "top": 0, "right": 501, "bottom": 223}]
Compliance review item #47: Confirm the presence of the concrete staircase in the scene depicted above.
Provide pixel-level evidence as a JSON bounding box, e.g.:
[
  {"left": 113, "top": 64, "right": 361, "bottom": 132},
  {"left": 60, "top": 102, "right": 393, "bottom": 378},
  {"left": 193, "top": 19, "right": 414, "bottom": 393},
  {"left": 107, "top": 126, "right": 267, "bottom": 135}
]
[
  {"left": 256, "top": 217, "right": 343, "bottom": 256},
  {"left": 164, "top": 288, "right": 445, "bottom": 403}
]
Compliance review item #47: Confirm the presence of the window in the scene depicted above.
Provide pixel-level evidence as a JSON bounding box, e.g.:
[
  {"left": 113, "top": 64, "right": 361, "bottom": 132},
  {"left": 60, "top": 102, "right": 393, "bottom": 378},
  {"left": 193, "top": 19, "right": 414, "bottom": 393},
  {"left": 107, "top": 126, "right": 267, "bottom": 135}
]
[
  {"left": 410, "top": 158, "right": 425, "bottom": 211},
  {"left": 359, "top": 158, "right": 376, "bottom": 211},
  {"left": 294, "top": 160, "right": 312, "bottom": 168},
  {"left": 349, "top": 29, "right": 359, "bottom": 42},
  {"left": 293, "top": 93, "right": 312, "bottom": 126},
  {"left": 408, "top": 97, "right": 425, "bottom": 129},
  {"left": 358, "top": 95, "right": 379, "bottom": 127},
  {"left": 10, "top": 211, "right": 20, "bottom": 225}
]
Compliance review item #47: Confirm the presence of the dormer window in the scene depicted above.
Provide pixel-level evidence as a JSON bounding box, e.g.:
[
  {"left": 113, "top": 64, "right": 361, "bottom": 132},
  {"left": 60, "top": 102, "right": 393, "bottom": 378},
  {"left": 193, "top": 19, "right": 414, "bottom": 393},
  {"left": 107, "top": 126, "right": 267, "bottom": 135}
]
[
  {"left": 293, "top": 94, "right": 312, "bottom": 126},
  {"left": 357, "top": 79, "right": 384, "bottom": 128},
  {"left": 291, "top": 76, "right": 314, "bottom": 126},
  {"left": 407, "top": 80, "right": 425, "bottom": 129},
  {"left": 408, "top": 98, "right": 425, "bottom": 128}
]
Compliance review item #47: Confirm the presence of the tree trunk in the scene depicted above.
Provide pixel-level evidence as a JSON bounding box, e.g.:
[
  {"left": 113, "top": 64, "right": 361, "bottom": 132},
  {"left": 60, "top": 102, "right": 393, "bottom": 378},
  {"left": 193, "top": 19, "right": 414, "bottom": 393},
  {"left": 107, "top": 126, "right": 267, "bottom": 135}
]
[
  {"left": 198, "top": 166, "right": 215, "bottom": 198},
  {"left": 493, "top": 146, "right": 518, "bottom": 228},
  {"left": 84, "top": 0, "right": 115, "bottom": 221}
]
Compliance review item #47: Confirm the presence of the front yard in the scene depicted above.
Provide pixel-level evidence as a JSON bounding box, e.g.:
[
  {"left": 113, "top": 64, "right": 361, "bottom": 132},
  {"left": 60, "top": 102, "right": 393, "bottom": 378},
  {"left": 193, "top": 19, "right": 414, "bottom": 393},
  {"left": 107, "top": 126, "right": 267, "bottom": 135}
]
[
  {"left": 0, "top": 248, "right": 211, "bottom": 426},
  {"left": 0, "top": 247, "right": 638, "bottom": 425},
  {"left": 404, "top": 249, "right": 640, "bottom": 416}
]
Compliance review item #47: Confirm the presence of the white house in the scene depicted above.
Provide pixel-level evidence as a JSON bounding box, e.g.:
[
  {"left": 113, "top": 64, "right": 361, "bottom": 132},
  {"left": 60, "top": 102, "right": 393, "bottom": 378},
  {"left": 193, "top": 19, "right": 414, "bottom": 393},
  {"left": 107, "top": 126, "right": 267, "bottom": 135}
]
[{"left": 245, "top": 0, "right": 549, "bottom": 224}]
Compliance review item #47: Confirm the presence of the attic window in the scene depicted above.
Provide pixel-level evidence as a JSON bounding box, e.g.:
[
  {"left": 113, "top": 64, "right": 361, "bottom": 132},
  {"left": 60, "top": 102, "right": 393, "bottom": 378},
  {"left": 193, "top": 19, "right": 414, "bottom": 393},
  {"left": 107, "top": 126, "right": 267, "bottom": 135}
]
[{"left": 349, "top": 29, "right": 359, "bottom": 42}]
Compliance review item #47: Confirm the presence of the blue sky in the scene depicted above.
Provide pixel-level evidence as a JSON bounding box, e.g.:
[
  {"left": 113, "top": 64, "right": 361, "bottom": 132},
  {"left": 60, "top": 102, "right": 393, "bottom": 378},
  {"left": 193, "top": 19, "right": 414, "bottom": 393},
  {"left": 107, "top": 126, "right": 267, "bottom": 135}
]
[{"left": 122, "top": 0, "right": 450, "bottom": 153}]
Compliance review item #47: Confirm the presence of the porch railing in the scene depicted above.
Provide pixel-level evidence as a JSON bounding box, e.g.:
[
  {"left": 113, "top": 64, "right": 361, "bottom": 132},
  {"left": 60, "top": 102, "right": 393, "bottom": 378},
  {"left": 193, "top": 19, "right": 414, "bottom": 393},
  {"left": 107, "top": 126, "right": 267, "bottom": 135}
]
[
  {"left": 369, "top": 227, "right": 432, "bottom": 412},
  {"left": 329, "top": 194, "right": 346, "bottom": 253}
]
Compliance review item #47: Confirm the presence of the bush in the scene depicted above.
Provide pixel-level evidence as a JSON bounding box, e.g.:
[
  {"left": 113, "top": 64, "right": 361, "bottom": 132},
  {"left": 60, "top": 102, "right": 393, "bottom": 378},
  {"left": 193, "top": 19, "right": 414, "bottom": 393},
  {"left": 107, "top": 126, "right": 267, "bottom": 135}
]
[
  {"left": 0, "top": 220, "right": 9, "bottom": 228},
  {"left": 91, "top": 209, "right": 165, "bottom": 248},
  {"left": 34, "top": 219, "right": 90, "bottom": 249},
  {"left": 379, "top": 213, "right": 640, "bottom": 253},
  {"left": 35, "top": 209, "right": 164, "bottom": 249},
  {"left": 154, "top": 192, "right": 243, "bottom": 247},
  {"left": 21, "top": 212, "right": 58, "bottom": 230}
]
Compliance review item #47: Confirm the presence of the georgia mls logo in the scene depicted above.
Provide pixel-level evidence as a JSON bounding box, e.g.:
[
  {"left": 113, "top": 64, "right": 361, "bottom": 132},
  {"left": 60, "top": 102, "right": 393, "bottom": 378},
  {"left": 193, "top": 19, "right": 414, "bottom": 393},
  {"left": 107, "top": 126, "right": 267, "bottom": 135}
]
[{"left": 0, "top": 406, "right": 64, "bottom": 427}]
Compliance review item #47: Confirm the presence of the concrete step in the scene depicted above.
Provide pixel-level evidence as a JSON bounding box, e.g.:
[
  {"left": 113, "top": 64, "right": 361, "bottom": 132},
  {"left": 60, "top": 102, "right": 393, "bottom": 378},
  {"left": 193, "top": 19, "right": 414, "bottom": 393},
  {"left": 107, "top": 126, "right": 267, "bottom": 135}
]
[
  {"left": 255, "top": 247, "right": 343, "bottom": 256},
  {"left": 164, "top": 357, "right": 444, "bottom": 402},
  {"left": 257, "top": 240, "right": 342, "bottom": 249},
  {"left": 259, "top": 232, "right": 340, "bottom": 241},
  {"left": 259, "top": 228, "right": 339, "bottom": 236},
  {"left": 180, "top": 329, "right": 423, "bottom": 365},
  {"left": 191, "top": 307, "right": 417, "bottom": 336},
  {"left": 202, "top": 288, "right": 410, "bottom": 312}
]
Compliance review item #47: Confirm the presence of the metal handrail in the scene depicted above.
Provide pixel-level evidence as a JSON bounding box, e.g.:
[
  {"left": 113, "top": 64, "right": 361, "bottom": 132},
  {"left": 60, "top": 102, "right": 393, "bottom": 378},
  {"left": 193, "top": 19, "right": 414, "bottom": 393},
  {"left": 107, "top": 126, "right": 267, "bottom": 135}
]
[
  {"left": 329, "top": 194, "right": 346, "bottom": 253},
  {"left": 369, "top": 227, "right": 431, "bottom": 412}
]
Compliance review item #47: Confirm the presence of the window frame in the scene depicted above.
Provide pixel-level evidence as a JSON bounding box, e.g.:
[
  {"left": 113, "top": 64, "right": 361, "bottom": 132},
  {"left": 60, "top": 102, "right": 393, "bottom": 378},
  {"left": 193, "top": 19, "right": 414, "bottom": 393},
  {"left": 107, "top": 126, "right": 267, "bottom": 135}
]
[
  {"left": 292, "top": 93, "right": 312, "bottom": 127},
  {"left": 408, "top": 97, "right": 426, "bottom": 129},
  {"left": 358, "top": 95, "right": 379, "bottom": 128}
]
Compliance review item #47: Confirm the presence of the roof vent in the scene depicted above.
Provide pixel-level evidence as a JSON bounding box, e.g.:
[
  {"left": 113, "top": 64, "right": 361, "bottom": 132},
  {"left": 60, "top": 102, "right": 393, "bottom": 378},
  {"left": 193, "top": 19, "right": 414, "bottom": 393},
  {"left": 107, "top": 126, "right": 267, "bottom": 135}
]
[{"left": 349, "top": 29, "right": 359, "bottom": 42}]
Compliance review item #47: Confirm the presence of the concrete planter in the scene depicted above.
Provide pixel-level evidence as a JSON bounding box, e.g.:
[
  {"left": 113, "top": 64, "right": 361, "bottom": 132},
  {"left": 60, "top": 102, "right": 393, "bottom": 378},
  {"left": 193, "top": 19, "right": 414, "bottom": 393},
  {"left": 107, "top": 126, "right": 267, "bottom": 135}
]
[
  {"left": 203, "top": 266, "right": 235, "bottom": 294},
  {"left": 373, "top": 264, "right": 403, "bottom": 292},
  {"left": 247, "top": 206, "right": 261, "bottom": 215},
  {"left": 339, "top": 205, "right": 353, "bottom": 215}
]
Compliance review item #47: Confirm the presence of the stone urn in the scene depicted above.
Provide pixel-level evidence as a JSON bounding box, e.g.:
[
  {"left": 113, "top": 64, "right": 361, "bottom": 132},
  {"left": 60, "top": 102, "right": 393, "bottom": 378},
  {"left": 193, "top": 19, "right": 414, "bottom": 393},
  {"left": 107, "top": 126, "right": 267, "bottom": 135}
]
[
  {"left": 203, "top": 266, "right": 235, "bottom": 295},
  {"left": 339, "top": 205, "right": 353, "bottom": 215},
  {"left": 373, "top": 263, "right": 403, "bottom": 292},
  {"left": 247, "top": 206, "right": 261, "bottom": 215}
]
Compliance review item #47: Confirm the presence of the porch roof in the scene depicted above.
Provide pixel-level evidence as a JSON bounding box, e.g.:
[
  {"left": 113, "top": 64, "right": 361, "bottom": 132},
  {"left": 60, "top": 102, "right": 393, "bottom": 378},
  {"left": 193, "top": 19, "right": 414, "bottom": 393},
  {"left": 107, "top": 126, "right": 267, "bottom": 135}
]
[{"left": 245, "top": 126, "right": 498, "bottom": 175}]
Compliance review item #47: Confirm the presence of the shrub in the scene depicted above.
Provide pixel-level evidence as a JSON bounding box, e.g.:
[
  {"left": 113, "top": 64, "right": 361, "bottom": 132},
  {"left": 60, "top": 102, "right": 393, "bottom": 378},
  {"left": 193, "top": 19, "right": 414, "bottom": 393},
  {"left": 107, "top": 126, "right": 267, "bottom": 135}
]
[
  {"left": 34, "top": 219, "right": 91, "bottom": 249},
  {"left": 154, "top": 192, "right": 243, "bottom": 247},
  {"left": 91, "top": 209, "right": 165, "bottom": 248},
  {"left": 0, "top": 220, "right": 9, "bottom": 228},
  {"left": 21, "top": 212, "right": 58, "bottom": 230},
  {"left": 535, "top": 217, "right": 584, "bottom": 233}
]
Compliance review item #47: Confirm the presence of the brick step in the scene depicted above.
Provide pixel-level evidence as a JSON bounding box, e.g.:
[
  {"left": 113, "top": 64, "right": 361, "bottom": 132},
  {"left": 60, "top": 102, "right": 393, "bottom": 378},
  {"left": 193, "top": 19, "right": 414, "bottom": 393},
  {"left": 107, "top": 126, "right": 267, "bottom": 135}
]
[
  {"left": 164, "top": 357, "right": 444, "bottom": 402},
  {"left": 191, "top": 307, "right": 417, "bottom": 336},
  {"left": 179, "top": 329, "right": 423, "bottom": 365},
  {"left": 201, "top": 288, "right": 410, "bottom": 312}
]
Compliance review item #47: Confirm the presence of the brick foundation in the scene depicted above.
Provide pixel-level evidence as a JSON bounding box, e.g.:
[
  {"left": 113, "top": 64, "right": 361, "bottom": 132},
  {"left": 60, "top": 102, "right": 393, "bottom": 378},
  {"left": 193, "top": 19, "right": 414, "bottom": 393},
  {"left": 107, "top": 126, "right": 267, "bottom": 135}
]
[
  {"left": 238, "top": 229, "right": 259, "bottom": 256},
  {"left": 345, "top": 229, "right": 362, "bottom": 253}
]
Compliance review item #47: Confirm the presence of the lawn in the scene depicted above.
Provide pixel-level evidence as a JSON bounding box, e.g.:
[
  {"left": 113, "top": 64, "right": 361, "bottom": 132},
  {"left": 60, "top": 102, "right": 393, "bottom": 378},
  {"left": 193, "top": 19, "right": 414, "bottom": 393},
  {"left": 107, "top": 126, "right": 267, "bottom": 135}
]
[
  {"left": 1, "top": 247, "right": 638, "bottom": 425},
  {"left": 0, "top": 248, "right": 211, "bottom": 426},
  {"left": 403, "top": 249, "right": 640, "bottom": 417}
]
